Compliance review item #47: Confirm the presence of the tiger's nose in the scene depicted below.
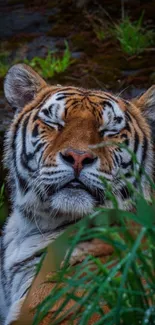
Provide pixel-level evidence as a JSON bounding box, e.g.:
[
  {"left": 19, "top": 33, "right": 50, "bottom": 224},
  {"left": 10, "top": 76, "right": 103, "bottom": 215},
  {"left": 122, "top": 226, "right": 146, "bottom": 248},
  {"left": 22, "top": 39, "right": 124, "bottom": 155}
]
[{"left": 60, "top": 149, "right": 97, "bottom": 175}]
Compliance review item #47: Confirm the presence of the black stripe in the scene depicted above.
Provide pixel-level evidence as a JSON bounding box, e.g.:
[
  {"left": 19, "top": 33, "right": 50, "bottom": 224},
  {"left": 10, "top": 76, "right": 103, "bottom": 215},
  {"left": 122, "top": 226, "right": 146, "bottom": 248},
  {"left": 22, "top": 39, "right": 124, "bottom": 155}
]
[
  {"left": 121, "top": 133, "right": 129, "bottom": 145},
  {"left": 32, "top": 123, "right": 39, "bottom": 138},
  {"left": 0, "top": 237, "right": 10, "bottom": 305},
  {"left": 114, "top": 116, "right": 123, "bottom": 124},
  {"left": 121, "top": 159, "right": 133, "bottom": 169},
  {"left": 42, "top": 108, "right": 50, "bottom": 116},
  {"left": 133, "top": 131, "right": 139, "bottom": 153},
  {"left": 9, "top": 254, "right": 43, "bottom": 292},
  {"left": 64, "top": 101, "right": 80, "bottom": 117},
  {"left": 11, "top": 115, "right": 30, "bottom": 192},
  {"left": 42, "top": 170, "right": 66, "bottom": 175},
  {"left": 142, "top": 136, "right": 148, "bottom": 163},
  {"left": 139, "top": 136, "right": 148, "bottom": 175},
  {"left": 125, "top": 111, "right": 132, "bottom": 122},
  {"left": 103, "top": 100, "right": 113, "bottom": 109},
  {"left": 32, "top": 112, "right": 39, "bottom": 122},
  {"left": 21, "top": 115, "right": 29, "bottom": 159},
  {"left": 55, "top": 104, "right": 59, "bottom": 119},
  {"left": 48, "top": 104, "right": 54, "bottom": 115},
  {"left": 100, "top": 128, "right": 120, "bottom": 136},
  {"left": 124, "top": 172, "right": 132, "bottom": 178},
  {"left": 64, "top": 98, "right": 78, "bottom": 106},
  {"left": 34, "top": 142, "right": 44, "bottom": 155},
  {"left": 125, "top": 122, "right": 131, "bottom": 132},
  {"left": 120, "top": 186, "right": 130, "bottom": 199},
  {"left": 113, "top": 152, "right": 119, "bottom": 165},
  {"left": 32, "top": 138, "right": 41, "bottom": 146},
  {"left": 56, "top": 95, "right": 66, "bottom": 100},
  {"left": 24, "top": 142, "right": 44, "bottom": 162},
  {"left": 21, "top": 116, "right": 43, "bottom": 171},
  {"left": 11, "top": 252, "right": 44, "bottom": 272},
  {"left": 105, "top": 93, "right": 119, "bottom": 102},
  {"left": 17, "top": 172, "right": 29, "bottom": 192}
]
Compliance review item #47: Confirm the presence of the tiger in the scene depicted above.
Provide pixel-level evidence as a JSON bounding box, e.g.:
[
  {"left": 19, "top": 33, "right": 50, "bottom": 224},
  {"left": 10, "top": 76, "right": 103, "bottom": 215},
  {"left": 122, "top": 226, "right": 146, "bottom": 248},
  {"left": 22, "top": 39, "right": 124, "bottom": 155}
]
[{"left": 0, "top": 63, "right": 155, "bottom": 325}]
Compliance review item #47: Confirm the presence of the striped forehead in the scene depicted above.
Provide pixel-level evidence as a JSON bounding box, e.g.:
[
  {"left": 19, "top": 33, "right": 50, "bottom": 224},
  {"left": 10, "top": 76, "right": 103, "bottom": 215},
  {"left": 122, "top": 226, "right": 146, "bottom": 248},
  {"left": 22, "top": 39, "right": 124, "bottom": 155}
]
[{"left": 38, "top": 91, "right": 125, "bottom": 123}]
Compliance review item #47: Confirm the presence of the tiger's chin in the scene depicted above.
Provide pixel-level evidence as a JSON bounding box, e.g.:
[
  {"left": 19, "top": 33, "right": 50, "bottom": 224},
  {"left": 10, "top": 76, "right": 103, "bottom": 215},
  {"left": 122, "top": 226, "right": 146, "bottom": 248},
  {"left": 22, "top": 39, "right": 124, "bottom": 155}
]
[{"left": 50, "top": 188, "right": 96, "bottom": 218}]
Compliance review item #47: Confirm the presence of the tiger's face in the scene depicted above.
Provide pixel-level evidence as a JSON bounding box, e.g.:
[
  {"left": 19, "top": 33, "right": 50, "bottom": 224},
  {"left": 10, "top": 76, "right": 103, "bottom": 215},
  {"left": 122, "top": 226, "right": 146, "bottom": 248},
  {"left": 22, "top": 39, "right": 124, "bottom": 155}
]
[
  {"left": 3, "top": 64, "right": 155, "bottom": 227},
  {"left": 36, "top": 90, "right": 127, "bottom": 216}
]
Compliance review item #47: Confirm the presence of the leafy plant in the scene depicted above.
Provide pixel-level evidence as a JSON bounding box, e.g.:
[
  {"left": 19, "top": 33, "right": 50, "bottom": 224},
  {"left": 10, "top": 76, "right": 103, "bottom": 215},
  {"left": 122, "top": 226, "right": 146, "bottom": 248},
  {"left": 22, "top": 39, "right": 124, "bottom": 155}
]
[
  {"left": 114, "top": 14, "right": 154, "bottom": 55},
  {"left": 24, "top": 42, "right": 72, "bottom": 79}
]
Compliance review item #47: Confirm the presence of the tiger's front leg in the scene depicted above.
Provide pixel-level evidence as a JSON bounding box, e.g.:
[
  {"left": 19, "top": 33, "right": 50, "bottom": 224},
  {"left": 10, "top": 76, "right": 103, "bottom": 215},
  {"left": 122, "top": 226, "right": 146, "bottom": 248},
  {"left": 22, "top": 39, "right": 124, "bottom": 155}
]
[{"left": 69, "top": 239, "right": 114, "bottom": 265}]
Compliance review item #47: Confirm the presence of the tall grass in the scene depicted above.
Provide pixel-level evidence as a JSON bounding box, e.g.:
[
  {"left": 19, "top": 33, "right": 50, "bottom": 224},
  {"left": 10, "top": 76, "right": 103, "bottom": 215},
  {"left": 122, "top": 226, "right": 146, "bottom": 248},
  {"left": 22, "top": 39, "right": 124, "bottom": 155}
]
[{"left": 30, "top": 201, "right": 155, "bottom": 325}]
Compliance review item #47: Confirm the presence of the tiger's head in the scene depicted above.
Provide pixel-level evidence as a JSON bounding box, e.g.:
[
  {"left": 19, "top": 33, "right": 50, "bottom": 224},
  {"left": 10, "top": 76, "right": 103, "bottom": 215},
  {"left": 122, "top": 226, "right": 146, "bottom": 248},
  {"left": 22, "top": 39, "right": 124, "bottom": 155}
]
[{"left": 3, "top": 64, "right": 155, "bottom": 229}]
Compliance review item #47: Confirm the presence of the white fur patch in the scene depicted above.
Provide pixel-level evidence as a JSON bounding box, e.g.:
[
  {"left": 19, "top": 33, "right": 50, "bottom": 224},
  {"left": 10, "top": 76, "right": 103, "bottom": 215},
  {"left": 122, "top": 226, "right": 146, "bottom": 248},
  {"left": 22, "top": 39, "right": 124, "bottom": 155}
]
[
  {"left": 38, "top": 93, "right": 65, "bottom": 129},
  {"left": 99, "top": 101, "right": 125, "bottom": 136}
]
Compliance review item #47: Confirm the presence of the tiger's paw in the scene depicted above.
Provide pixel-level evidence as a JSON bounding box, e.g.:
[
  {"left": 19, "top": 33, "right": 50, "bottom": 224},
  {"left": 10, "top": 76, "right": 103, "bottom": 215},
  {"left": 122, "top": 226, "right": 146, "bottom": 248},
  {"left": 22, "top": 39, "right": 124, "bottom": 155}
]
[{"left": 69, "top": 239, "right": 113, "bottom": 266}]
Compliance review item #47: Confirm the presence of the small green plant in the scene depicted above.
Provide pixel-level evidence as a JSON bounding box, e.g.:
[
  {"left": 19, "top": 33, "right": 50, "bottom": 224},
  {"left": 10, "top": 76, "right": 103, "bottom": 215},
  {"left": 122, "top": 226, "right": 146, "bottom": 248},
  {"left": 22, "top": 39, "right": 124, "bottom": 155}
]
[
  {"left": 0, "top": 52, "right": 10, "bottom": 77},
  {"left": 94, "top": 26, "right": 106, "bottom": 41},
  {"left": 25, "top": 42, "right": 72, "bottom": 79},
  {"left": 115, "top": 14, "right": 154, "bottom": 55}
]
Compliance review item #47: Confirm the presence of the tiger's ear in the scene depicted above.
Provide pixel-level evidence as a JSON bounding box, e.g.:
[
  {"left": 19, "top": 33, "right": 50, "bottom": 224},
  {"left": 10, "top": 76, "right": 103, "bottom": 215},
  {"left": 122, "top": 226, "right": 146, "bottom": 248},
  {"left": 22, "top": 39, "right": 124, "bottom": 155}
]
[
  {"left": 135, "top": 86, "right": 155, "bottom": 122},
  {"left": 4, "top": 64, "right": 47, "bottom": 111}
]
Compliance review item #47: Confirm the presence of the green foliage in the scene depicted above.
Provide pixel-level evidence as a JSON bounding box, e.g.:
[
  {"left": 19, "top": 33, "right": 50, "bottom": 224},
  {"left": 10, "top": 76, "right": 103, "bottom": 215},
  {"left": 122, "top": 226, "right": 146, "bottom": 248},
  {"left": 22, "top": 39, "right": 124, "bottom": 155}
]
[
  {"left": 0, "top": 52, "right": 10, "bottom": 77},
  {"left": 114, "top": 15, "right": 154, "bottom": 55},
  {"left": 24, "top": 42, "right": 72, "bottom": 79}
]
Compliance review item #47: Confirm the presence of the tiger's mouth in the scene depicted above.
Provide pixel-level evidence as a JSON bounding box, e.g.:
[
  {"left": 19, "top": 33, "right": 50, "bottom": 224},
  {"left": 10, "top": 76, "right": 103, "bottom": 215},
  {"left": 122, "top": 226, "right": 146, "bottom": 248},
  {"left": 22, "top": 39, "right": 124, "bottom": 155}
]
[
  {"left": 47, "top": 178, "right": 105, "bottom": 205},
  {"left": 62, "top": 179, "right": 88, "bottom": 190}
]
